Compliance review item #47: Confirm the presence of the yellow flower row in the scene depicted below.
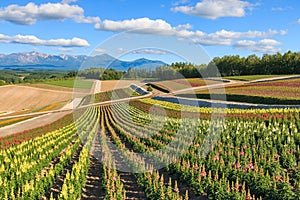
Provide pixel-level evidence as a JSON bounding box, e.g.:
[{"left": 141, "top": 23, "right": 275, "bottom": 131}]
[{"left": 140, "top": 98, "right": 300, "bottom": 114}]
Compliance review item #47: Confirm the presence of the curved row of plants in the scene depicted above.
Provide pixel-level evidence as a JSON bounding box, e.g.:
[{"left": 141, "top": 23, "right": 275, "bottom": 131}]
[
  {"left": 0, "top": 107, "right": 98, "bottom": 199},
  {"left": 101, "top": 101, "right": 300, "bottom": 199}
]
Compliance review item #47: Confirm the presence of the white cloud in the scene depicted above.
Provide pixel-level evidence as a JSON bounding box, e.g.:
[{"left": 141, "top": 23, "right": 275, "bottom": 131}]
[
  {"left": 0, "top": 2, "right": 99, "bottom": 25},
  {"left": 207, "top": 29, "right": 286, "bottom": 39},
  {"left": 297, "top": 19, "right": 300, "bottom": 25},
  {"left": 57, "top": 47, "right": 74, "bottom": 52},
  {"left": 233, "top": 39, "right": 282, "bottom": 53},
  {"left": 172, "top": 0, "right": 190, "bottom": 6},
  {"left": 117, "top": 48, "right": 125, "bottom": 53},
  {"left": 62, "top": 0, "right": 77, "bottom": 4},
  {"left": 132, "top": 49, "right": 170, "bottom": 55},
  {"left": 171, "top": 0, "right": 255, "bottom": 19},
  {"left": 272, "top": 7, "right": 292, "bottom": 11},
  {"left": 74, "top": 15, "right": 100, "bottom": 24},
  {"left": 94, "top": 48, "right": 106, "bottom": 53},
  {"left": 0, "top": 33, "right": 90, "bottom": 47},
  {"left": 96, "top": 18, "right": 174, "bottom": 35},
  {"left": 95, "top": 17, "right": 204, "bottom": 39},
  {"left": 194, "top": 29, "right": 286, "bottom": 45},
  {"left": 95, "top": 17, "right": 285, "bottom": 48}
]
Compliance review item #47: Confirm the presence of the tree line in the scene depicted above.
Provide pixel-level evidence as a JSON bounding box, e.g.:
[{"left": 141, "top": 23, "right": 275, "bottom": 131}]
[
  {"left": 125, "top": 50, "right": 300, "bottom": 79},
  {"left": 78, "top": 68, "right": 123, "bottom": 80},
  {"left": 210, "top": 50, "right": 300, "bottom": 76},
  {"left": 0, "top": 70, "right": 78, "bottom": 85},
  {"left": 1, "top": 50, "right": 299, "bottom": 85}
]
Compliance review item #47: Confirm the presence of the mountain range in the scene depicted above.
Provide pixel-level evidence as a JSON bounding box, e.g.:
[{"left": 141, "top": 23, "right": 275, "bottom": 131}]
[{"left": 0, "top": 52, "right": 167, "bottom": 71}]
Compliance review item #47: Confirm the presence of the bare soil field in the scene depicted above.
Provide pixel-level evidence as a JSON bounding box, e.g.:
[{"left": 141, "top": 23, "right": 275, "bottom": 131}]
[
  {"left": 0, "top": 80, "right": 141, "bottom": 114},
  {"left": 0, "top": 85, "right": 73, "bottom": 113},
  {"left": 95, "top": 80, "right": 142, "bottom": 92},
  {"left": 0, "top": 80, "right": 143, "bottom": 136}
]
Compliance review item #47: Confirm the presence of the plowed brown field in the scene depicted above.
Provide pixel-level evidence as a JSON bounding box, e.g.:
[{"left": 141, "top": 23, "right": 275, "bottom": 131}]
[{"left": 0, "top": 85, "right": 73, "bottom": 112}]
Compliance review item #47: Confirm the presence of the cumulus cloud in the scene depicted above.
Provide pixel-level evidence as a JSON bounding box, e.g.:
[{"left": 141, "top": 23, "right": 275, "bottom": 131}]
[
  {"left": 132, "top": 49, "right": 170, "bottom": 55},
  {"left": 233, "top": 39, "right": 282, "bottom": 53},
  {"left": 74, "top": 15, "right": 100, "bottom": 24},
  {"left": 94, "top": 48, "right": 106, "bottom": 53},
  {"left": 94, "top": 17, "right": 286, "bottom": 49},
  {"left": 0, "top": 2, "right": 100, "bottom": 25},
  {"left": 206, "top": 29, "right": 286, "bottom": 39},
  {"left": 62, "top": 0, "right": 77, "bottom": 4},
  {"left": 171, "top": 0, "right": 255, "bottom": 19},
  {"left": 94, "top": 17, "right": 202, "bottom": 39},
  {"left": 57, "top": 47, "right": 74, "bottom": 52},
  {"left": 0, "top": 33, "right": 90, "bottom": 47},
  {"left": 96, "top": 18, "right": 175, "bottom": 35},
  {"left": 192, "top": 29, "right": 286, "bottom": 45}
]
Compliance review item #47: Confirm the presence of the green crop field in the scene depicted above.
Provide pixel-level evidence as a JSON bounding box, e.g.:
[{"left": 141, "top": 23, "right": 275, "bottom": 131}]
[
  {"left": 43, "top": 79, "right": 93, "bottom": 89},
  {"left": 223, "top": 74, "right": 294, "bottom": 81}
]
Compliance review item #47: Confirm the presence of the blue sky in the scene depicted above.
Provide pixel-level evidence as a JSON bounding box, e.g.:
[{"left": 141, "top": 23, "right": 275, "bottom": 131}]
[{"left": 0, "top": 0, "right": 299, "bottom": 64}]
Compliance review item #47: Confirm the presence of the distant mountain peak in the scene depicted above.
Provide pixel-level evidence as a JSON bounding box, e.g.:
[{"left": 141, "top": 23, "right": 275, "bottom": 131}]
[{"left": 0, "top": 52, "right": 167, "bottom": 71}]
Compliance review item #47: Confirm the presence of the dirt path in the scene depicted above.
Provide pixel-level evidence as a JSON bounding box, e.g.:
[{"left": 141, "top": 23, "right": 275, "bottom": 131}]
[
  {"left": 43, "top": 144, "right": 83, "bottom": 199},
  {"left": 249, "top": 75, "right": 300, "bottom": 83},
  {"left": 105, "top": 130, "right": 147, "bottom": 199},
  {"left": 0, "top": 85, "right": 152, "bottom": 137},
  {"left": 0, "top": 111, "right": 71, "bottom": 137},
  {"left": 82, "top": 130, "right": 105, "bottom": 200}
]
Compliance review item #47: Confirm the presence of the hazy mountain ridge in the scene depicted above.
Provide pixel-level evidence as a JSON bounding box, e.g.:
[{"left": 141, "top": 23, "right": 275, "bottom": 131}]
[{"left": 0, "top": 52, "right": 167, "bottom": 71}]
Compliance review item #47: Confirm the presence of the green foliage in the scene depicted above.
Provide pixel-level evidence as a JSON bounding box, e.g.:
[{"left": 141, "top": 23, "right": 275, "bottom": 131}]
[
  {"left": 44, "top": 79, "right": 93, "bottom": 89},
  {"left": 147, "top": 85, "right": 153, "bottom": 92},
  {"left": 0, "top": 70, "right": 22, "bottom": 84},
  {"left": 146, "top": 83, "right": 170, "bottom": 93},
  {"left": 101, "top": 68, "right": 123, "bottom": 80},
  {"left": 123, "top": 51, "right": 300, "bottom": 80},
  {"left": 23, "top": 71, "right": 65, "bottom": 82},
  {"left": 124, "top": 63, "right": 207, "bottom": 80},
  {"left": 224, "top": 75, "right": 289, "bottom": 81},
  {"left": 78, "top": 68, "right": 124, "bottom": 80},
  {"left": 0, "top": 69, "right": 77, "bottom": 85},
  {"left": 211, "top": 51, "right": 300, "bottom": 76},
  {"left": 0, "top": 80, "right": 6, "bottom": 86}
]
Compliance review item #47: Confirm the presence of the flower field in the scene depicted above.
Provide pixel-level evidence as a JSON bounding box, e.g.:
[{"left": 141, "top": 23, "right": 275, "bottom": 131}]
[
  {"left": 0, "top": 117, "right": 31, "bottom": 128},
  {"left": 178, "top": 78, "right": 300, "bottom": 105},
  {"left": 0, "top": 94, "right": 299, "bottom": 199},
  {"left": 223, "top": 78, "right": 300, "bottom": 100},
  {"left": 82, "top": 87, "right": 140, "bottom": 105}
]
